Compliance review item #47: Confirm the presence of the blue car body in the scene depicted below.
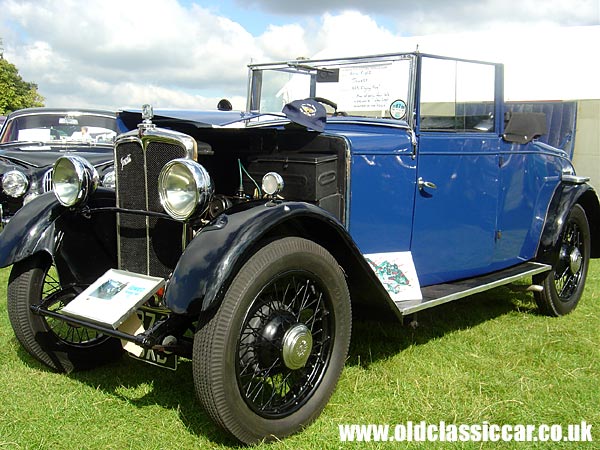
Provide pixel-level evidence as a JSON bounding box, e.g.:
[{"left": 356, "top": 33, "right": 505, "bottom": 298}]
[
  {"left": 336, "top": 119, "right": 567, "bottom": 286},
  {"left": 1, "top": 52, "right": 598, "bottom": 444}
]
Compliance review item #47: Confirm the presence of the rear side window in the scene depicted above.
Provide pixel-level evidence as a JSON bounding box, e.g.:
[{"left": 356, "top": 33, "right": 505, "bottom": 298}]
[{"left": 419, "top": 57, "right": 495, "bottom": 132}]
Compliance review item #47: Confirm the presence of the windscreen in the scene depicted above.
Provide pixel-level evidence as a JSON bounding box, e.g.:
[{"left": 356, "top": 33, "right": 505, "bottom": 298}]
[
  {"left": 0, "top": 113, "right": 117, "bottom": 145},
  {"left": 252, "top": 56, "right": 413, "bottom": 121}
]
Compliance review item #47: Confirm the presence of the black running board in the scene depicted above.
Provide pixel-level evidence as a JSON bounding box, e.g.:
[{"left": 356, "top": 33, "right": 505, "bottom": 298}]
[{"left": 395, "top": 262, "right": 551, "bottom": 316}]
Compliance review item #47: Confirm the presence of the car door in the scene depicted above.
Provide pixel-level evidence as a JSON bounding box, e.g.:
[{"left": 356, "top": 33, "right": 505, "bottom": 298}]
[{"left": 410, "top": 56, "right": 502, "bottom": 286}]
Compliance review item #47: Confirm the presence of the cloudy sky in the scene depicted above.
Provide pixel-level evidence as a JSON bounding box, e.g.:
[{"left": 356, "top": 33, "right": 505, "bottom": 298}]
[{"left": 0, "top": 0, "right": 598, "bottom": 110}]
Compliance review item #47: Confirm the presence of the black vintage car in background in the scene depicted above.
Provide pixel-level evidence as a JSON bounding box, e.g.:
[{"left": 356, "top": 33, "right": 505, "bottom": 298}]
[{"left": 0, "top": 108, "right": 120, "bottom": 227}]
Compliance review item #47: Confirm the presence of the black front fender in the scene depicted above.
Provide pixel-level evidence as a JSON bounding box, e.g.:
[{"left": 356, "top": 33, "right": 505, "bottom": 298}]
[
  {"left": 536, "top": 182, "right": 600, "bottom": 264},
  {"left": 0, "top": 192, "right": 65, "bottom": 268},
  {"left": 164, "top": 201, "right": 397, "bottom": 318},
  {"left": 0, "top": 189, "right": 118, "bottom": 287},
  {"left": 164, "top": 201, "right": 341, "bottom": 315}
]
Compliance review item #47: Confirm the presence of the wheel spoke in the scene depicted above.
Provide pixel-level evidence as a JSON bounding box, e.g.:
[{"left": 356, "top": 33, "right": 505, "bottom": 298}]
[
  {"left": 245, "top": 359, "right": 282, "bottom": 401},
  {"left": 296, "top": 280, "right": 311, "bottom": 313},
  {"left": 38, "top": 264, "right": 106, "bottom": 345},
  {"left": 261, "top": 371, "right": 292, "bottom": 410}
]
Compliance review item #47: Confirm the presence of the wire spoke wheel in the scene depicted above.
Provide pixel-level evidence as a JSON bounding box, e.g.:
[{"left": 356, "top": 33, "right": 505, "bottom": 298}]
[
  {"left": 193, "top": 237, "right": 351, "bottom": 444},
  {"left": 7, "top": 254, "right": 123, "bottom": 372},
  {"left": 534, "top": 204, "right": 591, "bottom": 316},
  {"left": 236, "top": 271, "right": 333, "bottom": 417}
]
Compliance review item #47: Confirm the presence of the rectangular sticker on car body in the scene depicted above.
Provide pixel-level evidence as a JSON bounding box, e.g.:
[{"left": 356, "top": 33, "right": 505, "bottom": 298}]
[{"left": 364, "top": 251, "right": 423, "bottom": 302}]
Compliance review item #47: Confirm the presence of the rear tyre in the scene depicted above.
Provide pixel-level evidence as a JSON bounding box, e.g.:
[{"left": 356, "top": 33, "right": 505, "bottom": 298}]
[
  {"left": 7, "top": 254, "right": 123, "bottom": 372},
  {"left": 193, "top": 237, "right": 351, "bottom": 444},
  {"left": 534, "top": 204, "right": 591, "bottom": 316}
]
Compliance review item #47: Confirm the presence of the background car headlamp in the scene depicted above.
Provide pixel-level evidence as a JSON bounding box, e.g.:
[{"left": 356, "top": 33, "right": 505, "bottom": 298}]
[
  {"left": 1, "top": 170, "right": 29, "bottom": 198},
  {"left": 262, "top": 172, "right": 284, "bottom": 196},
  {"left": 158, "top": 159, "right": 213, "bottom": 220},
  {"left": 102, "top": 170, "right": 116, "bottom": 189},
  {"left": 52, "top": 155, "right": 99, "bottom": 207}
]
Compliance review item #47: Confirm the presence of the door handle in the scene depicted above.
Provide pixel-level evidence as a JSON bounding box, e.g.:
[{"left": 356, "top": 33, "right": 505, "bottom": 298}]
[{"left": 418, "top": 177, "right": 437, "bottom": 191}]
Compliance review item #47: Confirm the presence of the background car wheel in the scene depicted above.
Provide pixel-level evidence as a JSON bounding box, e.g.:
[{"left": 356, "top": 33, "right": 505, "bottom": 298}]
[
  {"left": 533, "top": 204, "right": 591, "bottom": 316},
  {"left": 193, "top": 237, "right": 351, "bottom": 444},
  {"left": 7, "top": 254, "right": 123, "bottom": 373}
]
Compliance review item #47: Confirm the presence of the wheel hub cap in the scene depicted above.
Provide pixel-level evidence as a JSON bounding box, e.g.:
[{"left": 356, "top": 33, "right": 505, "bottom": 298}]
[
  {"left": 282, "top": 324, "right": 313, "bottom": 370},
  {"left": 569, "top": 247, "right": 582, "bottom": 274}
]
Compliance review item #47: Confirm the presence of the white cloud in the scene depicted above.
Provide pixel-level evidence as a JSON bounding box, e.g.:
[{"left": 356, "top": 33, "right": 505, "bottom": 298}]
[
  {"left": 1, "top": 0, "right": 263, "bottom": 108},
  {"left": 257, "top": 24, "right": 310, "bottom": 61},
  {"left": 240, "top": 0, "right": 599, "bottom": 33},
  {"left": 396, "top": 24, "right": 600, "bottom": 100},
  {"left": 312, "top": 12, "right": 403, "bottom": 57},
  {"left": 0, "top": 1, "right": 598, "bottom": 110}
]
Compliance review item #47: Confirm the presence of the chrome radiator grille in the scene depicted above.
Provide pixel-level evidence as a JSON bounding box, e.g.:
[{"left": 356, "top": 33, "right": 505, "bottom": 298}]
[{"left": 115, "top": 138, "right": 188, "bottom": 278}]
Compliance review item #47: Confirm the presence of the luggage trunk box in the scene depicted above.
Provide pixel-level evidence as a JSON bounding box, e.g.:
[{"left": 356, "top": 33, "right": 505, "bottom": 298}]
[{"left": 244, "top": 153, "right": 338, "bottom": 201}]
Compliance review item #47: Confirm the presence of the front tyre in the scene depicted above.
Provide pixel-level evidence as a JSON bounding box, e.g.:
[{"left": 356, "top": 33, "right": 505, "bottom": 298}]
[
  {"left": 193, "top": 237, "right": 351, "bottom": 444},
  {"left": 534, "top": 204, "right": 591, "bottom": 316},
  {"left": 7, "top": 254, "right": 123, "bottom": 372}
]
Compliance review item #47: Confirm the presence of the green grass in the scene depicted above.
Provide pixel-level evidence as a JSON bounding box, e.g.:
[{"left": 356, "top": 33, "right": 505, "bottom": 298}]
[{"left": 0, "top": 261, "right": 598, "bottom": 449}]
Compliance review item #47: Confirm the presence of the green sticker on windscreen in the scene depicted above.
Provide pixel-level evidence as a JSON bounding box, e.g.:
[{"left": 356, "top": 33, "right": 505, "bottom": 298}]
[{"left": 390, "top": 99, "right": 407, "bottom": 120}]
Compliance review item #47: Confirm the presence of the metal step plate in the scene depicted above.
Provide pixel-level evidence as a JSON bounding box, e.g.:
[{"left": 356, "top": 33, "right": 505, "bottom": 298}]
[{"left": 395, "top": 262, "right": 551, "bottom": 316}]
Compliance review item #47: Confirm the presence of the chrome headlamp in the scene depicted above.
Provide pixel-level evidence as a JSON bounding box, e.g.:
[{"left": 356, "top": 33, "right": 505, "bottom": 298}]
[
  {"left": 262, "top": 172, "right": 284, "bottom": 196},
  {"left": 158, "top": 159, "right": 213, "bottom": 220},
  {"left": 1, "top": 170, "right": 29, "bottom": 198},
  {"left": 52, "top": 155, "right": 99, "bottom": 207}
]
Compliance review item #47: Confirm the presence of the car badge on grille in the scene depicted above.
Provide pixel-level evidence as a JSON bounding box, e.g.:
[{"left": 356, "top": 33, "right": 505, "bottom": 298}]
[{"left": 120, "top": 154, "right": 132, "bottom": 170}]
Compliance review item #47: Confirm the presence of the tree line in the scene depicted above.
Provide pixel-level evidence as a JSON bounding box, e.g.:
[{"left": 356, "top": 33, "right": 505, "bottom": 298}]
[{"left": 1, "top": 39, "right": 45, "bottom": 115}]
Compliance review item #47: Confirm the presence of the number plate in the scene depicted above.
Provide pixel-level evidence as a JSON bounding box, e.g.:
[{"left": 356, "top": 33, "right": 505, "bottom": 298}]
[{"left": 129, "top": 308, "right": 178, "bottom": 370}]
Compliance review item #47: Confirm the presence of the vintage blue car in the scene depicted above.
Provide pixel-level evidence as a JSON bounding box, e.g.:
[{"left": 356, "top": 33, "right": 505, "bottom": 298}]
[{"left": 1, "top": 52, "right": 598, "bottom": 444}]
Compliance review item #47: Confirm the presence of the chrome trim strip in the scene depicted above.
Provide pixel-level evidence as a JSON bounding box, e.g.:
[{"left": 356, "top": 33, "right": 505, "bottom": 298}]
[
  {"left": 397, "top": 262, "right": 551, "bottom": 316},
  {"left": 242, "top": 118, "right": 411, "bottom": 131},
  {"left": 248, "top": 52, "right": 417, "bottom": 70},
  {"left": 248, "top": 52, "right": 497, "bottom": 72},
  {"left": 407, "top": 54, "right": 417, "bottom": 130},
  {"left": 143, "top": 138, "right": 151, "bottom": 275},
  {"left": 341, "top": 136, "right": 352, "bottom": 230}
]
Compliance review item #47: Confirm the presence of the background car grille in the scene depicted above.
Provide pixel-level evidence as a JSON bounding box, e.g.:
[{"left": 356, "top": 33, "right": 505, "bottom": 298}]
[
  {"left": 42, "top": 169, "right": 53, "bottom": 193},
  {"left": 115, "top": 139, "right": 187, "bottom": 278}
]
